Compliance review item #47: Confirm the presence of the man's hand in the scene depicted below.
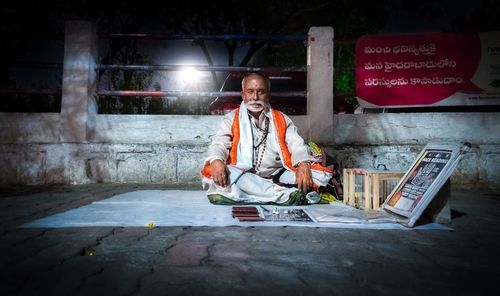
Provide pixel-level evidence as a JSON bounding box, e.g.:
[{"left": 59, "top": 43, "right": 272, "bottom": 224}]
[
  {"left": 211, "top": 159, "right": 229, "bottom": 187},
  {"left": 296, "top": 161, "right": 313, "bottom": 193}
]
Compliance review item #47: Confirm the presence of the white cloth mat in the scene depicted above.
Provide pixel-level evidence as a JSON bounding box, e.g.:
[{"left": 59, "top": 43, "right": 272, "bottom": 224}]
[{"left": 20, "top": 190, "right": 451, "bottom": 230}]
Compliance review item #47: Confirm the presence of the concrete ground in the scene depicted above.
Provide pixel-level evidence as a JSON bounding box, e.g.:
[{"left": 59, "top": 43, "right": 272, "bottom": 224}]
[{"left": 0, "top": 184, "right": 498, "bottom": 296}]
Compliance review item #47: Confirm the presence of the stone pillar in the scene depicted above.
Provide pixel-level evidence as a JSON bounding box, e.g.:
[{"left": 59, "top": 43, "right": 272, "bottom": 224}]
[
  {"left": 307, "top": 27, "right": 334, "bottom": 144},
  {"left": 60, "top": 21, "right": 98, "bottom": 143}
]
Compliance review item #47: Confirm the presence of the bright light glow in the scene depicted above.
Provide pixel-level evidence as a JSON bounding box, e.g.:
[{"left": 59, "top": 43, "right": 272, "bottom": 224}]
[{"left": 178, "top": 67, "right": 201, "bottom": 83}]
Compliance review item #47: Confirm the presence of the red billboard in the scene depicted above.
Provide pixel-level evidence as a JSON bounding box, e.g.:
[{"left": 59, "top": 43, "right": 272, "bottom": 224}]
[{"left": 356, "top": 32, "right": 500, "bottom": 108}]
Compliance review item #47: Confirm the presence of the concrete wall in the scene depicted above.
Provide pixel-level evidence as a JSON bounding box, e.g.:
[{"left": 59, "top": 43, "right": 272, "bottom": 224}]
[
  {"left": 0, "top": 113, "right": 307, "bottom": 185},
  {"left": 327, "top": 113, "right": 500, "bottom": 189},
  {"left": 1, "top": 112, "right": 498, "bottom": 188},
  {"left": 0, "top": 22, "right": 499, "bottom": 189}
]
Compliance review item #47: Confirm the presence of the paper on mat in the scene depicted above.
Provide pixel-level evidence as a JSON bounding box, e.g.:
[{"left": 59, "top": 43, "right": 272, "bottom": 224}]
[{"left": 306, "top": 202, "right": 400, "bottom": 224}]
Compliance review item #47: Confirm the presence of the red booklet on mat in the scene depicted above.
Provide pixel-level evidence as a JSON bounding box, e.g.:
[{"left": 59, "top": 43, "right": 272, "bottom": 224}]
[
  {"left": 237, "top": 216, "right": 265, "bottom": 222},
  {"left": 232, "top": 206, "right": 259, "bottom": 213},
  {"left": 232, "top": 206, "right": 264, "bottom": 222}
]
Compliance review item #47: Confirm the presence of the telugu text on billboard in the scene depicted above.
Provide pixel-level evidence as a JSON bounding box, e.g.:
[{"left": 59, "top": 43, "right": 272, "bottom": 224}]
[{"left": 356, "top": 32, "right": 500, "bottom": 108}]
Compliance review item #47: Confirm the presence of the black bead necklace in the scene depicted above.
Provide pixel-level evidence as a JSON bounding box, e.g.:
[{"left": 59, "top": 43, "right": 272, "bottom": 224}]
[{"left": 253, "top": 117, "right": 269, "bottom": 169}]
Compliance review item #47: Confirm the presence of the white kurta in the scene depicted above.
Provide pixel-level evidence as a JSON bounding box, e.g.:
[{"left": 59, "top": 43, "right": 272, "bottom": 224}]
[{"left": 204, "top": 105, "right": 315, "bottom": 204}]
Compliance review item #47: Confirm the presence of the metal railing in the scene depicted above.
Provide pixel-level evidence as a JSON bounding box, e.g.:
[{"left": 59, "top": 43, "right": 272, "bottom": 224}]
[
  {"left": 96, "top": 90, "right": 306, "bottom": 97},
  {"left": 98, "top": 33, "right": 307, "bottom": 41},
  {"left": 96, "top": 34, "right": 309, "bottom": 104},
  {"left": 96, "top": 64, "right": 306, "bottom": 72},
  {"left": 0, "top": 61, "right": 63, "bottom": 105}
]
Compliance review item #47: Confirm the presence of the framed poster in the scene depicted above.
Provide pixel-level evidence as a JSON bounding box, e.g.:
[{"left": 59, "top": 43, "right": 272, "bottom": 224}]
[{"left": 382, "top": 142, "right": 471, "bottom": 227}]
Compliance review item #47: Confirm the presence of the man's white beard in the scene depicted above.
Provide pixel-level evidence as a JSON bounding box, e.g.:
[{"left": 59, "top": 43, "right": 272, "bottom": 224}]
[{"left": 245, "top": 101, "right": 265, "bottom": 113}]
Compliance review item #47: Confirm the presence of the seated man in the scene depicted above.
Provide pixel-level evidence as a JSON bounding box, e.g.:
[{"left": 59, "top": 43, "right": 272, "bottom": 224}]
[{"left": 201, "top": 73, "right": 332, "bottom": 205}]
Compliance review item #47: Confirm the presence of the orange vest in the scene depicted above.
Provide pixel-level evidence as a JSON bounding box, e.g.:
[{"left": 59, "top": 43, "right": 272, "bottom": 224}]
[{"left": 201, "top": 108, "right": 331, "bottom": 178}]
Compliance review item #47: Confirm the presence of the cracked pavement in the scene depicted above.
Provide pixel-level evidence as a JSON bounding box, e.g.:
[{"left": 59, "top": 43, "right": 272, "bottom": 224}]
[{"left": 0, "top": 184, "right": 499, "bottom": 295}]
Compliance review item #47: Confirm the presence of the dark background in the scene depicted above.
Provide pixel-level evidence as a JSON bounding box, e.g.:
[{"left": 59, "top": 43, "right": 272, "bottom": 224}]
[{"left": 1, "top": 0, "right": 498, "bottom": 114}]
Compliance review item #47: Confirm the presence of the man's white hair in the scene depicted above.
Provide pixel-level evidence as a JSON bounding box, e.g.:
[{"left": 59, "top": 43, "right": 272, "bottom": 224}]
[{"left": 241, "top": 73, "right": 271, "bottom": 91}]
